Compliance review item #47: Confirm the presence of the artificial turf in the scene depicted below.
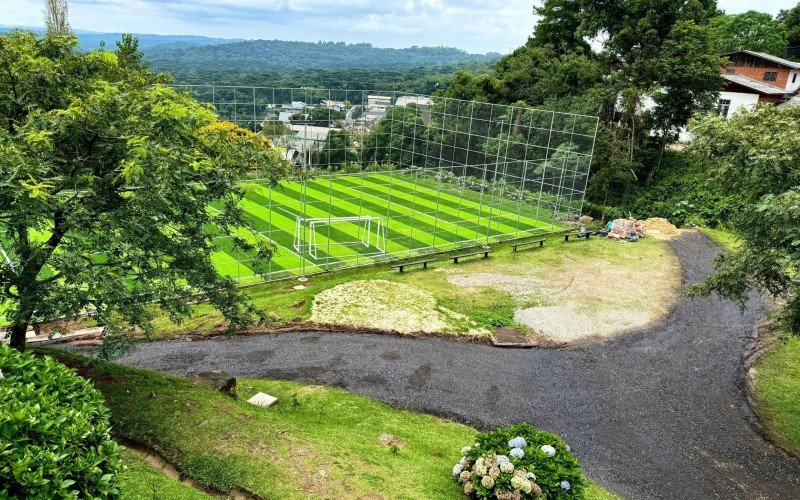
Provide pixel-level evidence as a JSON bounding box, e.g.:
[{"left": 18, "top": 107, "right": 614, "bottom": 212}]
[{"left": 214, "top": 171, "right": 558, "bottom": 282}]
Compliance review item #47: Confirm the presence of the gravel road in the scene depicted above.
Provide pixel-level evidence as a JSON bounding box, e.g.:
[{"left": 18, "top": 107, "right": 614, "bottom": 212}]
[{"left": 106, "top": 231, "right": 800, "bottom": 499}]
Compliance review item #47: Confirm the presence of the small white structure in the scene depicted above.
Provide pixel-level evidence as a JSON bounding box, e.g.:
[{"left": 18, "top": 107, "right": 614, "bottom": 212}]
[
  {"left": 247, "top": 392, "right": 278, "bottom": 408},
  {"left": 294, "top": 215, "right": 386, "bottom": 260},
  {"left": 395, "top": 96, "right": 432, "bottom": 108}
]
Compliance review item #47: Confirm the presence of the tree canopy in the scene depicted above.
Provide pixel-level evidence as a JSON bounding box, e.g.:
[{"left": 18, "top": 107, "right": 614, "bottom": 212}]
[
  {"left": 0, "top": 31, "right": 291, "bottom": 351},
  {"left": 778, "top": 2, "right": 800, "bottom": 53},
  {"left": 688, "top": 104, "right": 800, "bottom": 334},
  {"left": 709, "top": 11, "right": 788, "bottom": 56}
]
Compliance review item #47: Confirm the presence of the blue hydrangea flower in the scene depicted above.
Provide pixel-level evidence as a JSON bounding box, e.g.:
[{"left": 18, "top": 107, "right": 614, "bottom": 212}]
[
  {"left": 452, "top": 463, "right": 463, "bottom": 478},
  {"left": 560, "top": 480, "right": 571, "bottom": 490},
  {"left": 497, "top": 455, "right": 510, "bottom": 466},
  {"left": 508, "top": 436, "right": 528, "bottom": 449},
  {"left": 510, "top": 447, "right": 525, "bottom": 459}
]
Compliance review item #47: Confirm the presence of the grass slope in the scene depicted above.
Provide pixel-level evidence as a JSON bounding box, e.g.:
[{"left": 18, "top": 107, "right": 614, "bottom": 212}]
[
  {"left": 754, "top": 334, "right": 800, "bottom": 455},
  {"left": 46, "top": 350, "right": 614, "bottom": 499}
]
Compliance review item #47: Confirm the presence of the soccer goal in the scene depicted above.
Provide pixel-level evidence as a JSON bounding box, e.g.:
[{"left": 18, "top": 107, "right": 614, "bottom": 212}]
[{"left": 293, "top": 215, "right": 386, "bottom": 260}]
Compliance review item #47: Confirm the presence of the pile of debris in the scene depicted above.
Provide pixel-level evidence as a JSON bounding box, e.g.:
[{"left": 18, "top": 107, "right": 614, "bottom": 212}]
[
  {"left": 641, "top": 217, "right": 678, "bottom": 236},
  {"left": 600, "top": 218, "right": 645, "bottom": 242}
]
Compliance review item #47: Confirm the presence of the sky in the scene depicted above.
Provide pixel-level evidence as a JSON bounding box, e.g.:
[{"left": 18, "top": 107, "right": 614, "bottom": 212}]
[{"left": 2, "top": 0, "right": 796, "bottom": 54}]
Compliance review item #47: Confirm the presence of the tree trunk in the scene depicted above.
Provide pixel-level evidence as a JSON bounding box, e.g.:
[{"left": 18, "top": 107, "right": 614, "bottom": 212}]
[{"left": 9, "top": 321, "right": 28, "bottom": 351}]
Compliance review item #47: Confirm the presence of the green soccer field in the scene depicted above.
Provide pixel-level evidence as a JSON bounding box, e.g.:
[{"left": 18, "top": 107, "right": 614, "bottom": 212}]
[{"left": 210, "top": 171, "right": 562, "bottom": 283}]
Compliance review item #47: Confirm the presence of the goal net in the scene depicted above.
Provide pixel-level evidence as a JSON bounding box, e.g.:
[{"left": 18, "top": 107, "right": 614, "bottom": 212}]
[{"left": 293, "top": 215, "right": 386, "bottom": 260}]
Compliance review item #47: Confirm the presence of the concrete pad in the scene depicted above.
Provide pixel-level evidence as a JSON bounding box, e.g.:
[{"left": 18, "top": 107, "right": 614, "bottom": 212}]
[{"left": 247, "top": 392, "right": 278, "bottom": 408}]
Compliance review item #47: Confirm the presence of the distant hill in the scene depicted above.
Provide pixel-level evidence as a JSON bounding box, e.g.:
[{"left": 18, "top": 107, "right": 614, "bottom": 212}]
[
  {"left": 0, "top": 27, "right": 239, "bottom": 50},
  {"left": 144, "top": 40, "right": 502, "bottom": 72}
]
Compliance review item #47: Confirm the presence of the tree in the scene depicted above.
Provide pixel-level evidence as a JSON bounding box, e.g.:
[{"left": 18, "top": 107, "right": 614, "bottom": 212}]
[
  {"left": 43, "top": 0, "right": 70, "bottom": 36},
  {"left": 532, "top": 0, "right": 590, "bottom": 53},
  {"left": 0, "top": 32, "right": 291, "bottom": 351},
  {"left": 778, "top": 2, "right": 800, "bottom": 52},
  {"left": 688, "top": 104, "right": 800, "bottom": 334},
  {"left": 708, "top": 11, "right": 788, "bottom": 56}
]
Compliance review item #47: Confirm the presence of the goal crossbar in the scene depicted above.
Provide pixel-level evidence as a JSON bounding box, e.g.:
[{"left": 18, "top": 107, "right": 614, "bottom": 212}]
[{"left": 293, "top": 215, "right": 386, "bottom": 260}]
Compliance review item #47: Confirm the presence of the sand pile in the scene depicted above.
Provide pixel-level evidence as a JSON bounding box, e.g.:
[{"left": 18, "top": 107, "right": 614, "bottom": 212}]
[{"left": 642, "top": 218, "right": 678, "bottom": 236}]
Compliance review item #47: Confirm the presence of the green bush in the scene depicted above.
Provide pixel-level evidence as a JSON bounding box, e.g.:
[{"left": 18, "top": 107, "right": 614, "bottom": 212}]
[
  {"left": 0, "top": 345, "right": 123, "bottom": 498},
  {"left": 453, "top": 423, "right": 584, "bottom": 499}
]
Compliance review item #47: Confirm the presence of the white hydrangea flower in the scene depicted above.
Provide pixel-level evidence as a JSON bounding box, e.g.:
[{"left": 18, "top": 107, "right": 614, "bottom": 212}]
[
  {"left": 475, "top": 457, "right": 485, "bottom": 468},
  {"left": 560, "top": 480, "right": 572, "bottom": 490},
  {"left": 540, "top": 444, "right": 556, "bottom": 458},
  {"left": 521, "top": 480, "right": 533, "bottom": 494},
  {"left": 566, "top": 445, "right": 571, "bottom": 452},
  {"left": 476, "top": 465, "right": 488, "bottom": 476},
  {"left": 481, "top": 475, "right": 495, "bottom": 489},
  {"left": 500, "top": 462, "right": 514, "bottom": 473},
  {"left": 510, "top": 475, "right": 525, "bottom": 491},
  {"left": 526, "top": 472, "right": 537, "bottom": 481},
  {"left": 453, "top": 463, "right": 463, "bottom": 478},
  {"left": 461, "top": 445, "right": 472, "bottom": 455},
  {"left": 508, "top": 436, "right": 528, "bottom": 448},
  {"left": 510, "top": 447, "right": 525, "bottom": 459}
]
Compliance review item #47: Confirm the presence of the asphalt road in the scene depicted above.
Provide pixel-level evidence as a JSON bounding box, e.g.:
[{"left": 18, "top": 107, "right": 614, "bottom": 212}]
[{"left": 109, "top": 231, "right": 800, "bottom": 499}]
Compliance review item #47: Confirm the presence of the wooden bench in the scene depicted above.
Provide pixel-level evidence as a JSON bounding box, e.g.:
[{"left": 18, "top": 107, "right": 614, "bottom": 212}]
[
  {"left": 452, "top": 249, "right": 492, "bottom": 263},
  {"left": 391, "top": 258, "right": 436, "bottom": 273},
  {"left": 512, "top": 239, "right": 545, "bottom": 253},
  {"left": 564, "top": 231, "right": 590, "bottom": 242}
]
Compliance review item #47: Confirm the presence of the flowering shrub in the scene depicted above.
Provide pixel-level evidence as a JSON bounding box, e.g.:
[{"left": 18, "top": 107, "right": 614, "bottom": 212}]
[{"left": 453, "top": 423, "right": 583, "bottom": 499}]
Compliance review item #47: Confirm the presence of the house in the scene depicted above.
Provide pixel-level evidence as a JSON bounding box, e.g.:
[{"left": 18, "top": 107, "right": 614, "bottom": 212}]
[
  {"left": 367, "top": 95, "right": 392, "bottom": 108},
  {"left": 395, "top": 96, "right": 432, "bottom": 108},
  {"left": 321, "top": 100, "right": 347, "bottom": 112},
  {"left": 718, "top": 50, "right": 800, "bottom": 116}
]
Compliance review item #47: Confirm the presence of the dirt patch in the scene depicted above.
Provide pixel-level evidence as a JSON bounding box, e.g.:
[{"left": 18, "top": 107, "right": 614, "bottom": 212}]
[
  {"left": 379, "top": 434, "right": 407, "bottom": 448},
  {"left": 310, "top": 280, "right": 490, "bottom": 337},
  {"left": 515, "top": 304, "right": 651, "bottom": 342},
  {"left": 446, "top": 239, "right": 681, "bottom": 343}
]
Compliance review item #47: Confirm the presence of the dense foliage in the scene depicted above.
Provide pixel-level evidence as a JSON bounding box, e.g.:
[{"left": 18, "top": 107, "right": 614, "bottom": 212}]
[
  {"left": 709, "top": 11, "right": 788, "bottom": 56},
  {"left": 583, "top": 152, "right": 741, "bottom": 227},
  {"left": 0, "top": 344, "right": 122, "bottom": 497},
  {"left": 778, "top": 2, "right": 800, "bottom": 53},
  {"left": 0, "top": 31, "right": 291, "bottom": 350},
  {"left": 454, "top": 423, "right": 584, "bottom": 499},
  {"left": 438, "top": 0, "right": 725, "bottom": 207},
  {"left": 144, "top": 39, "right": 501, "bottom": 73},
  {"left": 688, "top": 105, "right": 800, "bottom": 334}
]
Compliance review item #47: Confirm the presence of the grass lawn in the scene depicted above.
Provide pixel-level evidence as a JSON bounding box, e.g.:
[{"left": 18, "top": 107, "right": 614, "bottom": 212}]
[
  {"left": 697, "top": 226, "right": 741, "bottom": 253},
  {"left": 46, "top": 349, "right": 615, "bottom": 499},
  {"left": 119, "top": 450, "right": 213, "bottom": 500},
  {"left": 153, "top": 233, "right": 679, "bottom": 341},
  {"left": 754, "top": 332, "right": 800, "bottom": 455},
  {"left": 210, "top": 171, "right": 558, "bottom": 283}
]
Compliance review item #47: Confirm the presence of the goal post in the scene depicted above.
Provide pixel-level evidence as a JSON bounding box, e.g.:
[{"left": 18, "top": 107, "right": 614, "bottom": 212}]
[{"left": 293, "top": 215, "right": 386, "bottom": 260}]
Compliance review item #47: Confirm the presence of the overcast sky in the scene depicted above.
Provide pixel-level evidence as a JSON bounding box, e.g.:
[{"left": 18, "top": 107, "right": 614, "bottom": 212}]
[{"left": 2, "top": 0, "right": 796, "bottom": 54}]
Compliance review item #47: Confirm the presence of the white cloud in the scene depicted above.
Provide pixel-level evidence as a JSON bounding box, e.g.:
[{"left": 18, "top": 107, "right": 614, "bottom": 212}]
[
  {"left": 2, "top": 0, "right": 534, "bottom": 52},
  {"left": 8, "top": 0, "right": 786, "bottom": 54}
]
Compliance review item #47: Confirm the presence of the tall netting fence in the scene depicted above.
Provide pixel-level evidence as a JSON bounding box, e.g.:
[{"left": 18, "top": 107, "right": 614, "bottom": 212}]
[{"left": 175, "top": 86, "right": 599, "bottom": 283}]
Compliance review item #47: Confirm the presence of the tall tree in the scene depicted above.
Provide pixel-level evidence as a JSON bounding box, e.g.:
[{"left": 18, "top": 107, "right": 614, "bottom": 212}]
[
  {"left": 778, "top": 2, "right": 800, "bottom": 53},
  {"left": 708, "top": 11, "right": 788, "bottom": 55},
  {"left": 688, "top": 104, "right": 800, "bottom": 334},
  {"left": 43, "top": 0, "right": 70, "bottom": 36},
  {"left": 532, "top": 0, "right": 590, "bottom": 53},
  {"left": 0, "top": 32, "right": 290, "bottom": 351}
]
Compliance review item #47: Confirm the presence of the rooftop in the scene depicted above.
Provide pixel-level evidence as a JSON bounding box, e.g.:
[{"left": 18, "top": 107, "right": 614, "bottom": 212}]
[
  {"left": 722, "top": 50, "right": 800, "bottom": 70},
  {"left": 721, "top": 74, "right": 794, "bottom": 95}
]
